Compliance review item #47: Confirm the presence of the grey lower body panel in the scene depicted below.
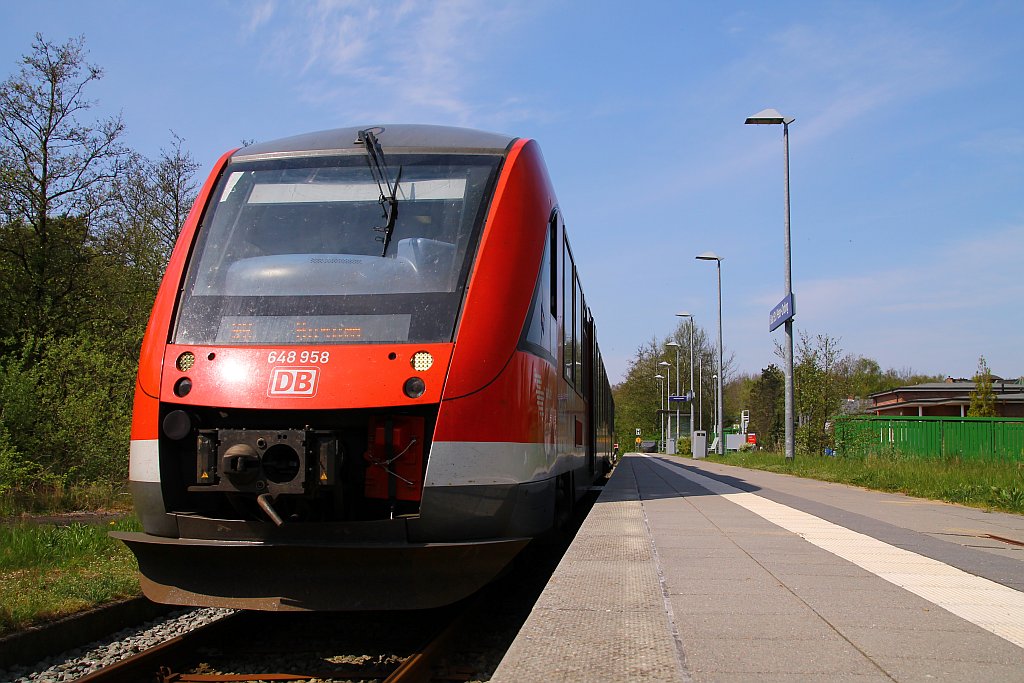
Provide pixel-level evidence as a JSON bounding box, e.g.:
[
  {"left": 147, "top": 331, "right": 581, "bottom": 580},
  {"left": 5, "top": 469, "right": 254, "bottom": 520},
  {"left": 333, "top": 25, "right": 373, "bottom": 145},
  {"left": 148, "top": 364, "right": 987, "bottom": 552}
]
[
  {"left": 413, "top": 478, "right": 556, "bottom": 541},
  {"left": 131, "top": 478, "right": 557, "bottom": 541},
  {"left": 112, "top": 531, "right": 529, "bottom": 611},
  {"left": 130, "top": 480, "right": 178, "bottom": 537},
  {"left": 117, "top": 479, "right": 552, "bottom": 611}
]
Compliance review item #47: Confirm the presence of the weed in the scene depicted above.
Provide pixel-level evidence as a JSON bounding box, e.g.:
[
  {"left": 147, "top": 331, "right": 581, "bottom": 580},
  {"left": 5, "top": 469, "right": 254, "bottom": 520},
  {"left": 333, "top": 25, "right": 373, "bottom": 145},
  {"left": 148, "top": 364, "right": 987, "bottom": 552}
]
[{"left": 0, "top": 517, "right": 141, "bottom": 635}]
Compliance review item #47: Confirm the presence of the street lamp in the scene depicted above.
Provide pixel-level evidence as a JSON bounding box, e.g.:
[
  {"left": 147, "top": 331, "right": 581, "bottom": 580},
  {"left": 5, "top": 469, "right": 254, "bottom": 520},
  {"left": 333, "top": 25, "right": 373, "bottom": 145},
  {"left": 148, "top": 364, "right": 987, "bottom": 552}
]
[
  {"left": 698, "top": 357, "right": 703, "bottom": 430},
  {"left": 696, "top": 251, "right": 724, "bottom": 455},
  {"left": 666, "top": 341, "right": 680, "bottom": 449},
  {"left": 745, "top": 108, "right": 796, "bottom": 460},
  {"left": 659, "top": 360, "right": 672, "bottom": 453},
  {"left": 654, "top": 373, "right": 665, "bottom": 451},
  {"left": 712, "top": 374, "right": 719, "bottom": 434},
  {"left": 675, "top": 312, "right": 695, "bottom": 445}
]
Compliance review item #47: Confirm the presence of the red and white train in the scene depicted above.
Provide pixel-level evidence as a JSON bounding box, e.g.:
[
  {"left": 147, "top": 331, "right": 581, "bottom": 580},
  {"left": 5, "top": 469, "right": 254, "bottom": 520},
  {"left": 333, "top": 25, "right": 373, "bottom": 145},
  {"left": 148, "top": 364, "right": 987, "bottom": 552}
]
[{"left": 114, "top": 125, "right": 614, "bottom": 610}]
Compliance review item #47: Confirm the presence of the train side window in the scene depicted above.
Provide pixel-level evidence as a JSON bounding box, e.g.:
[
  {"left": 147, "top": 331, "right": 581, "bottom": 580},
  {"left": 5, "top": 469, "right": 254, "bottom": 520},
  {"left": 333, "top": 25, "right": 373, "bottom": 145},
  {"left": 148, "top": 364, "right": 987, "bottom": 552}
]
[
  {"left": 563, "top": 240, "right": 575, "bottom": 386},
  {"left": 520, "top": 222, "right": 555, "bottom": 361},
  {"left": 549, "top": 212, "right": 558, "bottom": 317},
  {"left": 574, "top": 277, "right": 583, "bottom": 393}
]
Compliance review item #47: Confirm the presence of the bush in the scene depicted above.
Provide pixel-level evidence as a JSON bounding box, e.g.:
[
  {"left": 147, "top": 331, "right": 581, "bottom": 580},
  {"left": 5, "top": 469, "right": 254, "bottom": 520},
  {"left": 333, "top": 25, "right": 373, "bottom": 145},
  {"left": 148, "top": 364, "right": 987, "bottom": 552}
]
[
  {"left": 0, "top": 424, "right": 55, "bottom": 497},
  {"left": 0, "top": 333, "right": 136, "bottom": 492}
]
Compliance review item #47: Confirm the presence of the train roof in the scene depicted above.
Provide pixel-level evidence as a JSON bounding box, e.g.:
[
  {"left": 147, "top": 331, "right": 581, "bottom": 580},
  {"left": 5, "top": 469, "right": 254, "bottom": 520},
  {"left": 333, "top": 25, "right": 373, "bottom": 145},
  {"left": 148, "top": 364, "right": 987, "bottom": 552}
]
[{"left": 234, "top": 124, "right": 518, "bottom": 161}]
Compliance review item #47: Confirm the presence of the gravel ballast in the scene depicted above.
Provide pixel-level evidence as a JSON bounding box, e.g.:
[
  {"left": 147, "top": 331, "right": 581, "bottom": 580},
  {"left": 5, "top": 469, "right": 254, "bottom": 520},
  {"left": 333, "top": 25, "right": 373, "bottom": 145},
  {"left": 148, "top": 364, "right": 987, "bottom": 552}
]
[{"left": 0, "top": 607, "right": 234, "bottom": 682}]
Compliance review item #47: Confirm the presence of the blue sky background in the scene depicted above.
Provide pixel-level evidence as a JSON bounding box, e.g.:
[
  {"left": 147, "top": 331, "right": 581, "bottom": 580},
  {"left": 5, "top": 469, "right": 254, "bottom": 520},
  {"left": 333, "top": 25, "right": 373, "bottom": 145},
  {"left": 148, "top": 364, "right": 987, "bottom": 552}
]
[{"left": 2, "top": 1, "right": 1022, "bottom": 385}]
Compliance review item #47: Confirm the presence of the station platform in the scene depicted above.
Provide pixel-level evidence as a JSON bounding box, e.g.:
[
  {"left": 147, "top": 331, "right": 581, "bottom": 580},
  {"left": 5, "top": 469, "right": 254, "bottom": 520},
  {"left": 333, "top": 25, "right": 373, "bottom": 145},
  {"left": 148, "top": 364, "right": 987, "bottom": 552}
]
[{"left": 490, "top": 454, "right": 1024, "bottom": 682}]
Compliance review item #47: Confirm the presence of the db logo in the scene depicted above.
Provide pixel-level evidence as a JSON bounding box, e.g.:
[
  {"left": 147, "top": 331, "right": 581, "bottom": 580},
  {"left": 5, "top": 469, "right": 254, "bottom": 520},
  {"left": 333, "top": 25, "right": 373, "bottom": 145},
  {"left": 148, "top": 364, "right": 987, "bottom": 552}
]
[{"left": 268, "top": 367, "right": 319, "bottom": 397}]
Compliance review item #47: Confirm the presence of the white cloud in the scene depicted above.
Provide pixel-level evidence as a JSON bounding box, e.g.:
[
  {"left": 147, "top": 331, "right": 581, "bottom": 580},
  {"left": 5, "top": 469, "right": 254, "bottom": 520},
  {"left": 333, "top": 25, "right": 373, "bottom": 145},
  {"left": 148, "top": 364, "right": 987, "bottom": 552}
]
[
  {"left": 662, "top": 7, "right": 976, "bottom": 197},
  {"left": 243, "top": 0, "right": 537, "bottom": 125},
  {"left": 771, "top": 223, "right": 1024, "bottom": 376},
  {"left": 243, "top": 0, "right": 276, "bottom": 35},
  {"left": 797, "top": 224, "right": 1024, "bottom": 317}
]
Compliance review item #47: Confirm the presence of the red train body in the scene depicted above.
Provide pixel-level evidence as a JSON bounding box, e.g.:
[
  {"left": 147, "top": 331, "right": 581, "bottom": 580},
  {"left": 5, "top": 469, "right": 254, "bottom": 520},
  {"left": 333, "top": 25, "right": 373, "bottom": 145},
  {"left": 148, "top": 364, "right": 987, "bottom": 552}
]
[{"left": 114, "top": 125, "right": 614, "bottom": 610}]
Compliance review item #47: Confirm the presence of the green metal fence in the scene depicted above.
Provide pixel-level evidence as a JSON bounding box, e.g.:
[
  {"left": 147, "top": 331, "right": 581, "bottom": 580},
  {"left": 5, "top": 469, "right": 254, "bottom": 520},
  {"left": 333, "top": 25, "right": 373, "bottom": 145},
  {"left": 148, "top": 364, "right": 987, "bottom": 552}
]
[{"left": 834, "top": 416, "right": 1024, "bottom": 461}]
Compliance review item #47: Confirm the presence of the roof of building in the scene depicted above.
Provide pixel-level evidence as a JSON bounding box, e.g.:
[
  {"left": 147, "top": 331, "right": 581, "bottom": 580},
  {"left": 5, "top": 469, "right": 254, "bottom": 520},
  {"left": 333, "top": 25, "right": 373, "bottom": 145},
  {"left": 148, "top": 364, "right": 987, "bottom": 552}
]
[
  {"left": 869, "top": 380, "right": 1024, "bottom": 400},
  {"left": 873, "top": 394, "right": 1024, "bottom": 409}
]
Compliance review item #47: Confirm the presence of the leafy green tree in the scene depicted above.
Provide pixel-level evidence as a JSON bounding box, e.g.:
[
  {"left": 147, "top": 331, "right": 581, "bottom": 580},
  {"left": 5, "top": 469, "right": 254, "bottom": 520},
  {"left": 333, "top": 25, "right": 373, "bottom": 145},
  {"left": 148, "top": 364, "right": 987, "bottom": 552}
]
[
  {"left": 747, "top": 365, "right": 784, "bottom": 449},
  {"left": 838, "top": 356, "right": 884, "bottom": 398},
  {"left": 613, "top": 319, "right": 731, "bottom": 450},
  {"left": 837, "top": 355, "right": 944, "bottom": 399},
  {"left": 0, "top": 215, "right": 93, "bottom": 346},
  {"left": 724, "top": 372, "right": 754, "bottom": 431},
  {"left": 612, "top": 339, "right": 666, "bottom": 445},
  {"left": 790, "top": 331, "right": 845, "bottom": 455},
  {"left": 968, "top": 355, "right": 998, "bottom": 417}
]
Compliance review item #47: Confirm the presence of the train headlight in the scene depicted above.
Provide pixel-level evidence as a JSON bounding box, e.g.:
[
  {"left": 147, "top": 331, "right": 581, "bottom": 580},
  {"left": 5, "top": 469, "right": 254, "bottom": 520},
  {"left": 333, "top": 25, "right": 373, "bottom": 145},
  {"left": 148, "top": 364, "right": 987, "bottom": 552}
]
[
  {"left": 404, "top": 377, "right": 426, "bottom": 399},
  {"left": 411, "top": 351, "right": 433, "bottom": 372},
  {"left": 176, "top": 352, "right": 196, "bottom": 372}
]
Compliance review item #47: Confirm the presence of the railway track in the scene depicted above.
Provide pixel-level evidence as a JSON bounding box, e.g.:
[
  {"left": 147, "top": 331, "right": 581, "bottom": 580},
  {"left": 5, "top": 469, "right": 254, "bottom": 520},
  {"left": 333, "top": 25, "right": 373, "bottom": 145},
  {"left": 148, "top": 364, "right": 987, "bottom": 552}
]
[
  {"left": 73, "top": 606, "right": 464, "bottom": 683},
  {"left": 11, "top": 485, "right": 602, "bottom": 683}
]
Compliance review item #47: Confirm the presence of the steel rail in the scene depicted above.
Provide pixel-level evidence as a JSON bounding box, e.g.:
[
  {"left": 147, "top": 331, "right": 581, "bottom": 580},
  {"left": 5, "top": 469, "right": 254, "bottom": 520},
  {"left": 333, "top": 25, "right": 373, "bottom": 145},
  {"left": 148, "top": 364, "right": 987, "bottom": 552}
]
[
  {"left": 383, "top": 603, "right": 472, "bottom": 683},
  {"left": 74, "top": 611, "right": 244, "bottom": 683}
]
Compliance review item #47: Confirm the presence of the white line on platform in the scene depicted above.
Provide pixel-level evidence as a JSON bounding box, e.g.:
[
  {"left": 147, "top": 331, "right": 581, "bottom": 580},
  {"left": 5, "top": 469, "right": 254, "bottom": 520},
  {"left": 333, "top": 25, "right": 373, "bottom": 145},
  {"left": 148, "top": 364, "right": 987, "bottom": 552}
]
[{"left": 645, "top": 456, "right": 1024, "bottom": 649}]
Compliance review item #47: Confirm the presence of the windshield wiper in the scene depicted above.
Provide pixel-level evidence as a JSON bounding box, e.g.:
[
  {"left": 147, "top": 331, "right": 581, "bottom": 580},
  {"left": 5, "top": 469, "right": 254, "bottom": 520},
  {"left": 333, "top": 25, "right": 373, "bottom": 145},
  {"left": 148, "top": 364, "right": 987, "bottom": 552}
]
[{"left": 358, "top": 128, "right": 402, "bottom": 257}]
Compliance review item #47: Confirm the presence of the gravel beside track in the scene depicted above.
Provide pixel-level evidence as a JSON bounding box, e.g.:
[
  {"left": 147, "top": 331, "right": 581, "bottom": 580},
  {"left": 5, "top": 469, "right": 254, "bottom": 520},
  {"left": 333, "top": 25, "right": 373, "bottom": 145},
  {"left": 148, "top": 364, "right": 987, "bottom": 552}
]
[{"left": 0, "top": 607, "right": 234, "bottom": 682}]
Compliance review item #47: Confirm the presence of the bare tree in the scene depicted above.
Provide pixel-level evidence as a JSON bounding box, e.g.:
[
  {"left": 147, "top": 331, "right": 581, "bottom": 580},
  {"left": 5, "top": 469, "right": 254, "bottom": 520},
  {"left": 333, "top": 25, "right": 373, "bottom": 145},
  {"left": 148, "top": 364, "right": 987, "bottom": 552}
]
[
  {"left": 0, "top": 34, "right": 128, "bottom": 343},
  {"left": 150, "top": 132, "right": 199, "bottom": 259},
  {"left": 0, "top": 33, "right": 127, "bottom": 228},
  {"left": 108, "top": 133, "right": 199, "bottom": 277}
]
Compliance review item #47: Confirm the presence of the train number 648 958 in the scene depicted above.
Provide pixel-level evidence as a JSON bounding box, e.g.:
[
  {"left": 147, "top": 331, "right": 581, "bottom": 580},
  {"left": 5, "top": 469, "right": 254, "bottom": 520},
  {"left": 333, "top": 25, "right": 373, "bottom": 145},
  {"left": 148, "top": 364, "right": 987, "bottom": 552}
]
[{"left": 267, "top": 350, "right": 330, "bottom": 364}]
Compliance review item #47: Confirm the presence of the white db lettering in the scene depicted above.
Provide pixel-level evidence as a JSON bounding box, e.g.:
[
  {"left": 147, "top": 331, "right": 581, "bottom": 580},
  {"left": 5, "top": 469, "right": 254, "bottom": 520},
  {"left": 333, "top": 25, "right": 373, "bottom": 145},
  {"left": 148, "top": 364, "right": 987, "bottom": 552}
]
[{"left": 268, "top": 368, "right": 319, "bottom": 397}]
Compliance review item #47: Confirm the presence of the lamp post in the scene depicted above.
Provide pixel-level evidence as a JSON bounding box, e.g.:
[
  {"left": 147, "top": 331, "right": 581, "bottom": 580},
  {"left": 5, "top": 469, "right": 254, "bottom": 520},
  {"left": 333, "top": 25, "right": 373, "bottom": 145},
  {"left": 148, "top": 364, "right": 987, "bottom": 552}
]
[
  {"left": 698, "top": 358, "right": 703, "bottom": 430},
  {"left": 659, "top": 361, "right": 672, "bottom": 452},
  {"left": 666, "top": 341, "right": 681, "bottom": 448},
  {"left": 696, "top": 251, "right": 724, "bottom": 455},
  {"left": 675, "top": 312, "right": 694, "bottom": 443},
  {"left": 655, "top": 373, "right": 665, "bottom": 451},
  {"left": 712, "top": 374, "right": 718, "bottom": 434},
  {"left": 745, "top": 108, "right": 796, "bottom": 461}
]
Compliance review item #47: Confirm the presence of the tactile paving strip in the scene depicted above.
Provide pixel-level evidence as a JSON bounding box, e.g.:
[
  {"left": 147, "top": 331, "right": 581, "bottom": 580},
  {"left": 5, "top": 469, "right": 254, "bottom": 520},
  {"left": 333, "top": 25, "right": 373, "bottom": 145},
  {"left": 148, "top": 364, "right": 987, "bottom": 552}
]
[{"left": 491, "top": 489, "right": 687, "bottom": 681}]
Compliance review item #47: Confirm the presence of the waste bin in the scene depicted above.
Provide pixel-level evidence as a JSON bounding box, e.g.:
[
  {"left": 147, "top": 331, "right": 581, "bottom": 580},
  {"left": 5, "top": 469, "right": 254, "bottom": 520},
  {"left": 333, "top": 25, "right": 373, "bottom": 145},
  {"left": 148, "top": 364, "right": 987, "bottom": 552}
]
[{"left": 692, "top": 431, "right": 707, "bottom": 459}]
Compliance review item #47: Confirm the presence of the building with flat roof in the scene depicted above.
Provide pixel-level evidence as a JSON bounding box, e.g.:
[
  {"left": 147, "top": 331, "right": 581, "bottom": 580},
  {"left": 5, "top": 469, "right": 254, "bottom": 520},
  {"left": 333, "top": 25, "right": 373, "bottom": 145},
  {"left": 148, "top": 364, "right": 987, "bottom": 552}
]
[{"left": 869, "top": 378, "right": 1024, "bottom": 417}]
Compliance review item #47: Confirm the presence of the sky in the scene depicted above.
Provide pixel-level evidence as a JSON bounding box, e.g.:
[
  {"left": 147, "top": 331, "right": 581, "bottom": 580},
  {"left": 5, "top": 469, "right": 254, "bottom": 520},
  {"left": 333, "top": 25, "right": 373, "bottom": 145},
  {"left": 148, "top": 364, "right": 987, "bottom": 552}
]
[{"left": 2, "top": 1, "right": 1022, "bottom": 386}]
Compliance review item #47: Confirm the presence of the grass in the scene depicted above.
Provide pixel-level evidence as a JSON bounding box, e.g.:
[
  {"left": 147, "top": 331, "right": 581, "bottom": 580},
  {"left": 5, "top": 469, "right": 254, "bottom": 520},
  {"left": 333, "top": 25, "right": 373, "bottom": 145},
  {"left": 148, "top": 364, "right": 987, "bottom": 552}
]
[
  {"left": 0, "top": 481, "right": 133, "bottom": 518},
  {"left": 0, "top": 516, "right": 142, "bottom": 637},
  {"left": 704, "top": 450, "right": 1024, "bottom": 515}
]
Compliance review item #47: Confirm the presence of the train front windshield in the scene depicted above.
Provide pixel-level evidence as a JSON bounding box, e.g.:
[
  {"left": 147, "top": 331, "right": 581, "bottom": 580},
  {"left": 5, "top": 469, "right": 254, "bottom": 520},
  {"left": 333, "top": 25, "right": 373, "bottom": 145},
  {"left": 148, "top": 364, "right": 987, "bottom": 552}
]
[{"left": 174, "top": 154, "right": 501, "bottom": 345}]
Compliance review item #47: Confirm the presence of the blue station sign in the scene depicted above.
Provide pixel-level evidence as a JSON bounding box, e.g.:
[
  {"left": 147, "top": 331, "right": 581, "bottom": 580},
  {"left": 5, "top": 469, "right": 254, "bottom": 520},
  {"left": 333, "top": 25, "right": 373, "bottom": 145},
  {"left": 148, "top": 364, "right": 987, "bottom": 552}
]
[{"left": 769, "top": 293, "right": 796, "bottom": 332}]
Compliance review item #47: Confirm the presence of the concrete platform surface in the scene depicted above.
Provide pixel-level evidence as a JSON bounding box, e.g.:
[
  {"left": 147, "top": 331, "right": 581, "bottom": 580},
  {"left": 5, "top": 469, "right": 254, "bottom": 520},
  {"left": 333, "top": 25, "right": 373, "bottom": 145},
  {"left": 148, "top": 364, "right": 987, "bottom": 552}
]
[{"left": 490, "top": 454, "right": 1024, "bottom": 682}]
